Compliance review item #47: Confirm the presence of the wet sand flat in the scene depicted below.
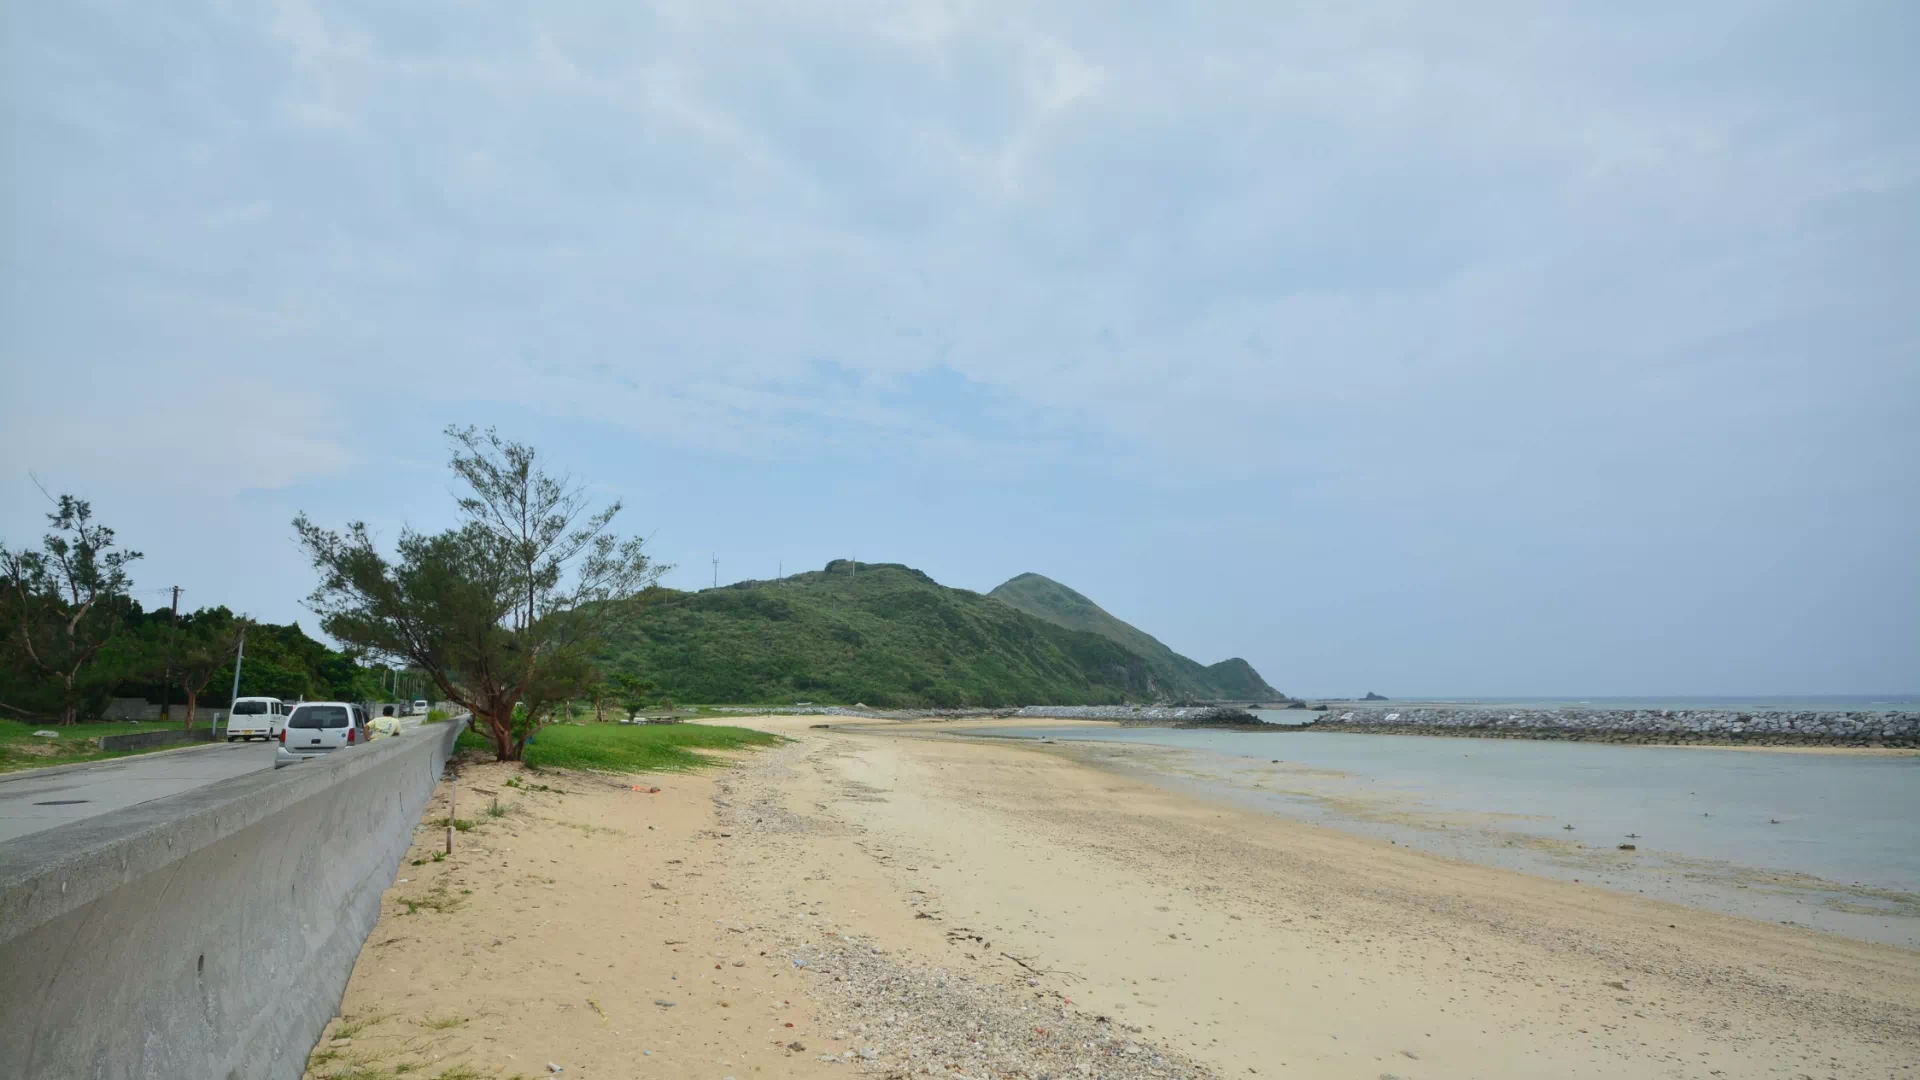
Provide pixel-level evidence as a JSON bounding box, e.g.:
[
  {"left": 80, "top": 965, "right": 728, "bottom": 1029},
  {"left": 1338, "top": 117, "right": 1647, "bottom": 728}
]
[{"left": 309, "top": 717, "right": 1920, "bottom": 1079}]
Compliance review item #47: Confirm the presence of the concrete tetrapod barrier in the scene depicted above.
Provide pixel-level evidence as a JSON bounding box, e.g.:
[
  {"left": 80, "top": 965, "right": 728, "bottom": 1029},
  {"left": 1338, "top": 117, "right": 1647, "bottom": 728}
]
[{"left": 0, "top": 717, "right": 467, "bottom": 1080}]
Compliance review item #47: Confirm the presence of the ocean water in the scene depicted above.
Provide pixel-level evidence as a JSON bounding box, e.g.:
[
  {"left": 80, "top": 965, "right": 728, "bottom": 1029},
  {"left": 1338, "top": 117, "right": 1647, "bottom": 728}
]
[
  {"left": 1301, "top": 694, "right": 1920, "bottom": 713},
  {"left": 968, "top": 724, "right": 1920, "bottom": 946}
]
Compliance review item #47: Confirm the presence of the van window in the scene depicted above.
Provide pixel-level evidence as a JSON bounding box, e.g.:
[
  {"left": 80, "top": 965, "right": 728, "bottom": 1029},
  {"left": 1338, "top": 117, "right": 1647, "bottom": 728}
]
[
  {"left": 232, "top": 700, "right": 269, "bottom": 715},
  {"left": 289, "top": 705, "right": 350, "bottom": 729}
]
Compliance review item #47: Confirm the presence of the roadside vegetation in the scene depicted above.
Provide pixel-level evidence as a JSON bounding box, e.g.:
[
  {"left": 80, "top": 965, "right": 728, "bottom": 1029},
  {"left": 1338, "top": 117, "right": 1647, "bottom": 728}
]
[
  {"left": 455, "top": 720, "right": 777, "bottom": 772},
  {"left": 0, "top": 718, "right": 186, "bottom": 773},
  {"left": 2, "top": 495, "right": 400, "bottom": 734}
]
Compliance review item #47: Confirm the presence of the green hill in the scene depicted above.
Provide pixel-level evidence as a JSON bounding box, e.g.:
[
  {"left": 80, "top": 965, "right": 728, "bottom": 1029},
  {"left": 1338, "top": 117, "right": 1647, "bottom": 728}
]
[
  {"left": 987, "top": 572, "right": 1282, "bottom": 700},
  {"left": 599, "top": 561, "right": 1161, "bottom": 708}
]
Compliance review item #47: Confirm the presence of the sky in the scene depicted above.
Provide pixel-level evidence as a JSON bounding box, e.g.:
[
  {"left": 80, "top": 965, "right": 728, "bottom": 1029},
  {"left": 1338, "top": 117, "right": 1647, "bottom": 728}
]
[{"left": 2, "top": 1, "right": 1915, "bottom": 698}]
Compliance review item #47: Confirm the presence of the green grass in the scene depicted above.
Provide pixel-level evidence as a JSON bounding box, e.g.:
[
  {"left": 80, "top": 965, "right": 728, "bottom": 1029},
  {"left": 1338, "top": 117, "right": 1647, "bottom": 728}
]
[
  {"left": 332, "top": 1012, "right": 392, "bottom": 1039},
  {"left": 457, "top": 721, "right": 779, "bottom": 772},
  {"left": 423, "top": 708, "right": 452, "bottom": 724},
  {"left": 0, "top": 718, "right": 227, "bottom": 774}
]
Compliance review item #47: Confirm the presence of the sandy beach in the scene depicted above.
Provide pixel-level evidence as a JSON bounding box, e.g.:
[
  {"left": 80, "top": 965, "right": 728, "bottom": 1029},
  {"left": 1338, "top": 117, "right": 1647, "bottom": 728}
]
[{"left": 308, "top": 716, "right": 1920, "bottom": 1079}]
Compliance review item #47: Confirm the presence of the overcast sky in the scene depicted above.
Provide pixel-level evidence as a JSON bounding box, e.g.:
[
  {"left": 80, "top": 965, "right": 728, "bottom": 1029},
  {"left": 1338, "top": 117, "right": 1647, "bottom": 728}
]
[{"left": 3, "top": 1, "right": 1914, "bottom": 697}]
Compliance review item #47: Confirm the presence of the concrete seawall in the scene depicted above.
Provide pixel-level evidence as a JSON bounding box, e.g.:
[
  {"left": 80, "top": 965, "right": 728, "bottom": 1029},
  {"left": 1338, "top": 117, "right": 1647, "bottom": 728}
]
[
  {"left": 1309, "top": 707, "right": 1920, "bottom": 747},
  {"left": 0, "top": 719, "right": 466, "bottom": 1080}
]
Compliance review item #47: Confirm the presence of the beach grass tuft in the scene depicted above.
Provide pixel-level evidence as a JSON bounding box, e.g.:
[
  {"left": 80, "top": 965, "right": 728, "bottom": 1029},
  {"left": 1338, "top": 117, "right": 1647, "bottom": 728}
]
[{"left": 457, "top": 722, "right": 778, "bottom": 773}]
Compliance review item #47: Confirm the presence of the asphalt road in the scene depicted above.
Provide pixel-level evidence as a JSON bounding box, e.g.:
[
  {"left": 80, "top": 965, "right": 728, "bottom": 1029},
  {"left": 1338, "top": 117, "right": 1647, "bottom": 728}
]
[
  {"left": 0, "top": 716, "right": 430, "bottom": 845},
  {"left": 0, "top": 741, "right": 276, "bottom": 844}
]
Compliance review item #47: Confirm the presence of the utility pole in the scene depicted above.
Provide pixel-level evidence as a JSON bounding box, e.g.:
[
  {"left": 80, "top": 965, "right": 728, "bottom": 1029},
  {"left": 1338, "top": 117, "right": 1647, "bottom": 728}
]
[
  {"left": 223, "top": 625, "right": 247, "bottom": 738},
  {"left": 712, "top": 552, "right": 719, "bottom": 589},
  {"left": 161, "top": 586, "right": 180, "bottom": 723}
]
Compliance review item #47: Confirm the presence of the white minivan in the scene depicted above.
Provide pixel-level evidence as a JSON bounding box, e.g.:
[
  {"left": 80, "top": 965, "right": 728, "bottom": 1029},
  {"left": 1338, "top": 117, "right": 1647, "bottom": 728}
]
[
  {"left": 275, "top": 701, "right": 372, "bottom": 766},
  {"left": 227, "top": 696, "right": 286, "bottom": 741},
  {"left": 412, "top": 699, "right": 430, "bottom": 717}
]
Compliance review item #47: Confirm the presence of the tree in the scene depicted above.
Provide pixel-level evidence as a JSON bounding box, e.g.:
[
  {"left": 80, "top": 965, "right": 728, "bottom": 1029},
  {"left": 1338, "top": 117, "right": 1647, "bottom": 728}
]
[
  {"left": 610, "top": 671, "right": 656, "bottom": 720},
  {"left": 1, "top": 495, "right": 143, "bottom": 724},
  {"left": 165, "top": 608, "right": 250, "bottom": 730},
  {"left": 294, "top": 427, "right": 667, "bottom": 760}
]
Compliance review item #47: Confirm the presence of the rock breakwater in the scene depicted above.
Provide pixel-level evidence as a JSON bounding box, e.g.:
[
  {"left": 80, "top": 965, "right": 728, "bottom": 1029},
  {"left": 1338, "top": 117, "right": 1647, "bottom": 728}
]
[
  {"left": 1310, "top": 707, "right": 1920, "bottom": 747},
  {"left": 711, "top": 705, "right": 1019, "bottom": 721},
  {"left": 1012, "top": 705, "right": 1262, "bottom": 725}
]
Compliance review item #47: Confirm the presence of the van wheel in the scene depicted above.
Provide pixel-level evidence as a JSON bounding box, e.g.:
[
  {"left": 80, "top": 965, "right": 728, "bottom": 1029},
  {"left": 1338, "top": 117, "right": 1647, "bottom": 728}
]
[{"left": 226, "top": 736, "right": 238, "bottom": 742}]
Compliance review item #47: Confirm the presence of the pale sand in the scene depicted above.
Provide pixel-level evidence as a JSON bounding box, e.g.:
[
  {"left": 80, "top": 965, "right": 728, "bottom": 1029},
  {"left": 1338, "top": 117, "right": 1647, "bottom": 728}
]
[{"left": 311, "top": 717, "right": 1920, "bottom": 1079}]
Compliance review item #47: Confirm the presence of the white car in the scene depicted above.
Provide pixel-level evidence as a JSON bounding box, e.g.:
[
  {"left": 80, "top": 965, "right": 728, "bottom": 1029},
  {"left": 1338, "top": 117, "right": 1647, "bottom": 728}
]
[
  {"left": 226, "top": 696, "right": 287, "bottom": 741},
  {"left": 274, "top": 701, "right": 372, "bottom": 767},
  {"left": 412, "top": 699, "right": 430, "bottom": 716}
]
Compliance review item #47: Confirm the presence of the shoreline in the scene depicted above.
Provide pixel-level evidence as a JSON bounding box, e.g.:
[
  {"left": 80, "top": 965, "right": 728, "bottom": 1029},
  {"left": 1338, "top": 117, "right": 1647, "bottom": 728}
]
[
  {"left": 1305, "top": 720, "right": 1920, "bottom": 750},
  {"left": 311, "top": 717, "right": 1920, "bottom": 1080},
  {"left": 804, "top": 719, "right": 1920, "bottom": 1077},
  {"left": 923, "top": 721, "right": 1920, "bottom": 943}
]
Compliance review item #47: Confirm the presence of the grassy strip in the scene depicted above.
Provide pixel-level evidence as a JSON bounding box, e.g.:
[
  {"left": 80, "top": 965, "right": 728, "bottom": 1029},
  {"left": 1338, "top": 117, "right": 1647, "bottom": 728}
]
[
  {"left": 0, "top": 718, "right": 221, "bottom": 774},
  {"left": 455, "top": 721, "right": 779, "bottom": 773}
]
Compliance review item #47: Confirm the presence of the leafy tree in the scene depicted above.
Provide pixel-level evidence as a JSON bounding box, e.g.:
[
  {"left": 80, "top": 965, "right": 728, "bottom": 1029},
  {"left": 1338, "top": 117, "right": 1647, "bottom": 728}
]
[
  {"left": 610, "top": 671, "right": 656, "bottom": 719},
  {"left": 294, "top": 427, "right": 666, "bottom": 760},
  {"left": 164, "top": 608, "right": 250, "bottom": 730},
  {"left": 1, "top": 496, "right": 143, "bottom": 724}
]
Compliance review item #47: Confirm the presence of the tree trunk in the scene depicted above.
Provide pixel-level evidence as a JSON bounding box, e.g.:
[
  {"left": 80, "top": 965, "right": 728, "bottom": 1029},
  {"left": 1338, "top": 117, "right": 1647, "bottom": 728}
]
[
  {"left": 59, "top": 672, "right": 77, "bottom": 726},
  {"left": 479, "top": 694, "right": 520, "bottom": 762},
  {"left": 183, "top": 688, "right": 198, "bottom": 731}
]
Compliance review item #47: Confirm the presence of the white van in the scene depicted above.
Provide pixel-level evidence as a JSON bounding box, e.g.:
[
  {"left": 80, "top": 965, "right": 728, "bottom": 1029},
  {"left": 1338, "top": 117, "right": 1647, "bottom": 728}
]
[
  {"left": 275, "top": 701, "right": 371, "bottom": 766},
  {"left": 227, "top": 696, "right": 285, "bottom": 741},
  {"left": 412, "top": 699, "right": 430, "bottom": 716}
]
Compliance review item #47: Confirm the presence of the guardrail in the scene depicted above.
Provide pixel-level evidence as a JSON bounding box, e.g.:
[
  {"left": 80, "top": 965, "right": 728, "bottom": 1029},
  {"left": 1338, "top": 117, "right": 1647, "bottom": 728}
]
[{"left": 0, "top": 715, "right": 468, "bottom": 1079}]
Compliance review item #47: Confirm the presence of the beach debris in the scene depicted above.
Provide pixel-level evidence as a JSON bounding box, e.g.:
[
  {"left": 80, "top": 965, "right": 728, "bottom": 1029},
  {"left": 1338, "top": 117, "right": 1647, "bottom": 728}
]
[
  {"left": 650, "top": 881, "right": 667, "bottom": 890},
  {"left": 1400, "top": 1049, "right": 1421, "bottom": 1059},
  {"left": 1618, "top": 844, "right": 1636, "bottom": 851},
  {"left": 632, "top": 785, "right": 661, "bottom": 793},
  {"left": 1604, "top": 980, "right": 1629, "bottom": 990},
  {"left": 546, "top": 1063, "right": 563, "bottom": 1074},
  {"left": 652, "top": 999, "right": 676, "bottom": 1008},
  {"left": 787, "top": 1041, "right": 805, "bottom": 1051}
]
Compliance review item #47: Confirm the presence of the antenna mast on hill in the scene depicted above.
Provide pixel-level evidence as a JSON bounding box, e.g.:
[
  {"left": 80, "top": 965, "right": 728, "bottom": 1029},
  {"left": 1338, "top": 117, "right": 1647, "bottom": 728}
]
[{"left": 711, "top": 552, "right": 719, "bottom": 589}]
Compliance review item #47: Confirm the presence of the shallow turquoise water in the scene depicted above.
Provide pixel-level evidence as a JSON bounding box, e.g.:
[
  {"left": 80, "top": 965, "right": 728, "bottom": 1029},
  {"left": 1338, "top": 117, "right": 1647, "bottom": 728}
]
[{"left": 971, "top": 724, "right": 1920, "bottom": 945}]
